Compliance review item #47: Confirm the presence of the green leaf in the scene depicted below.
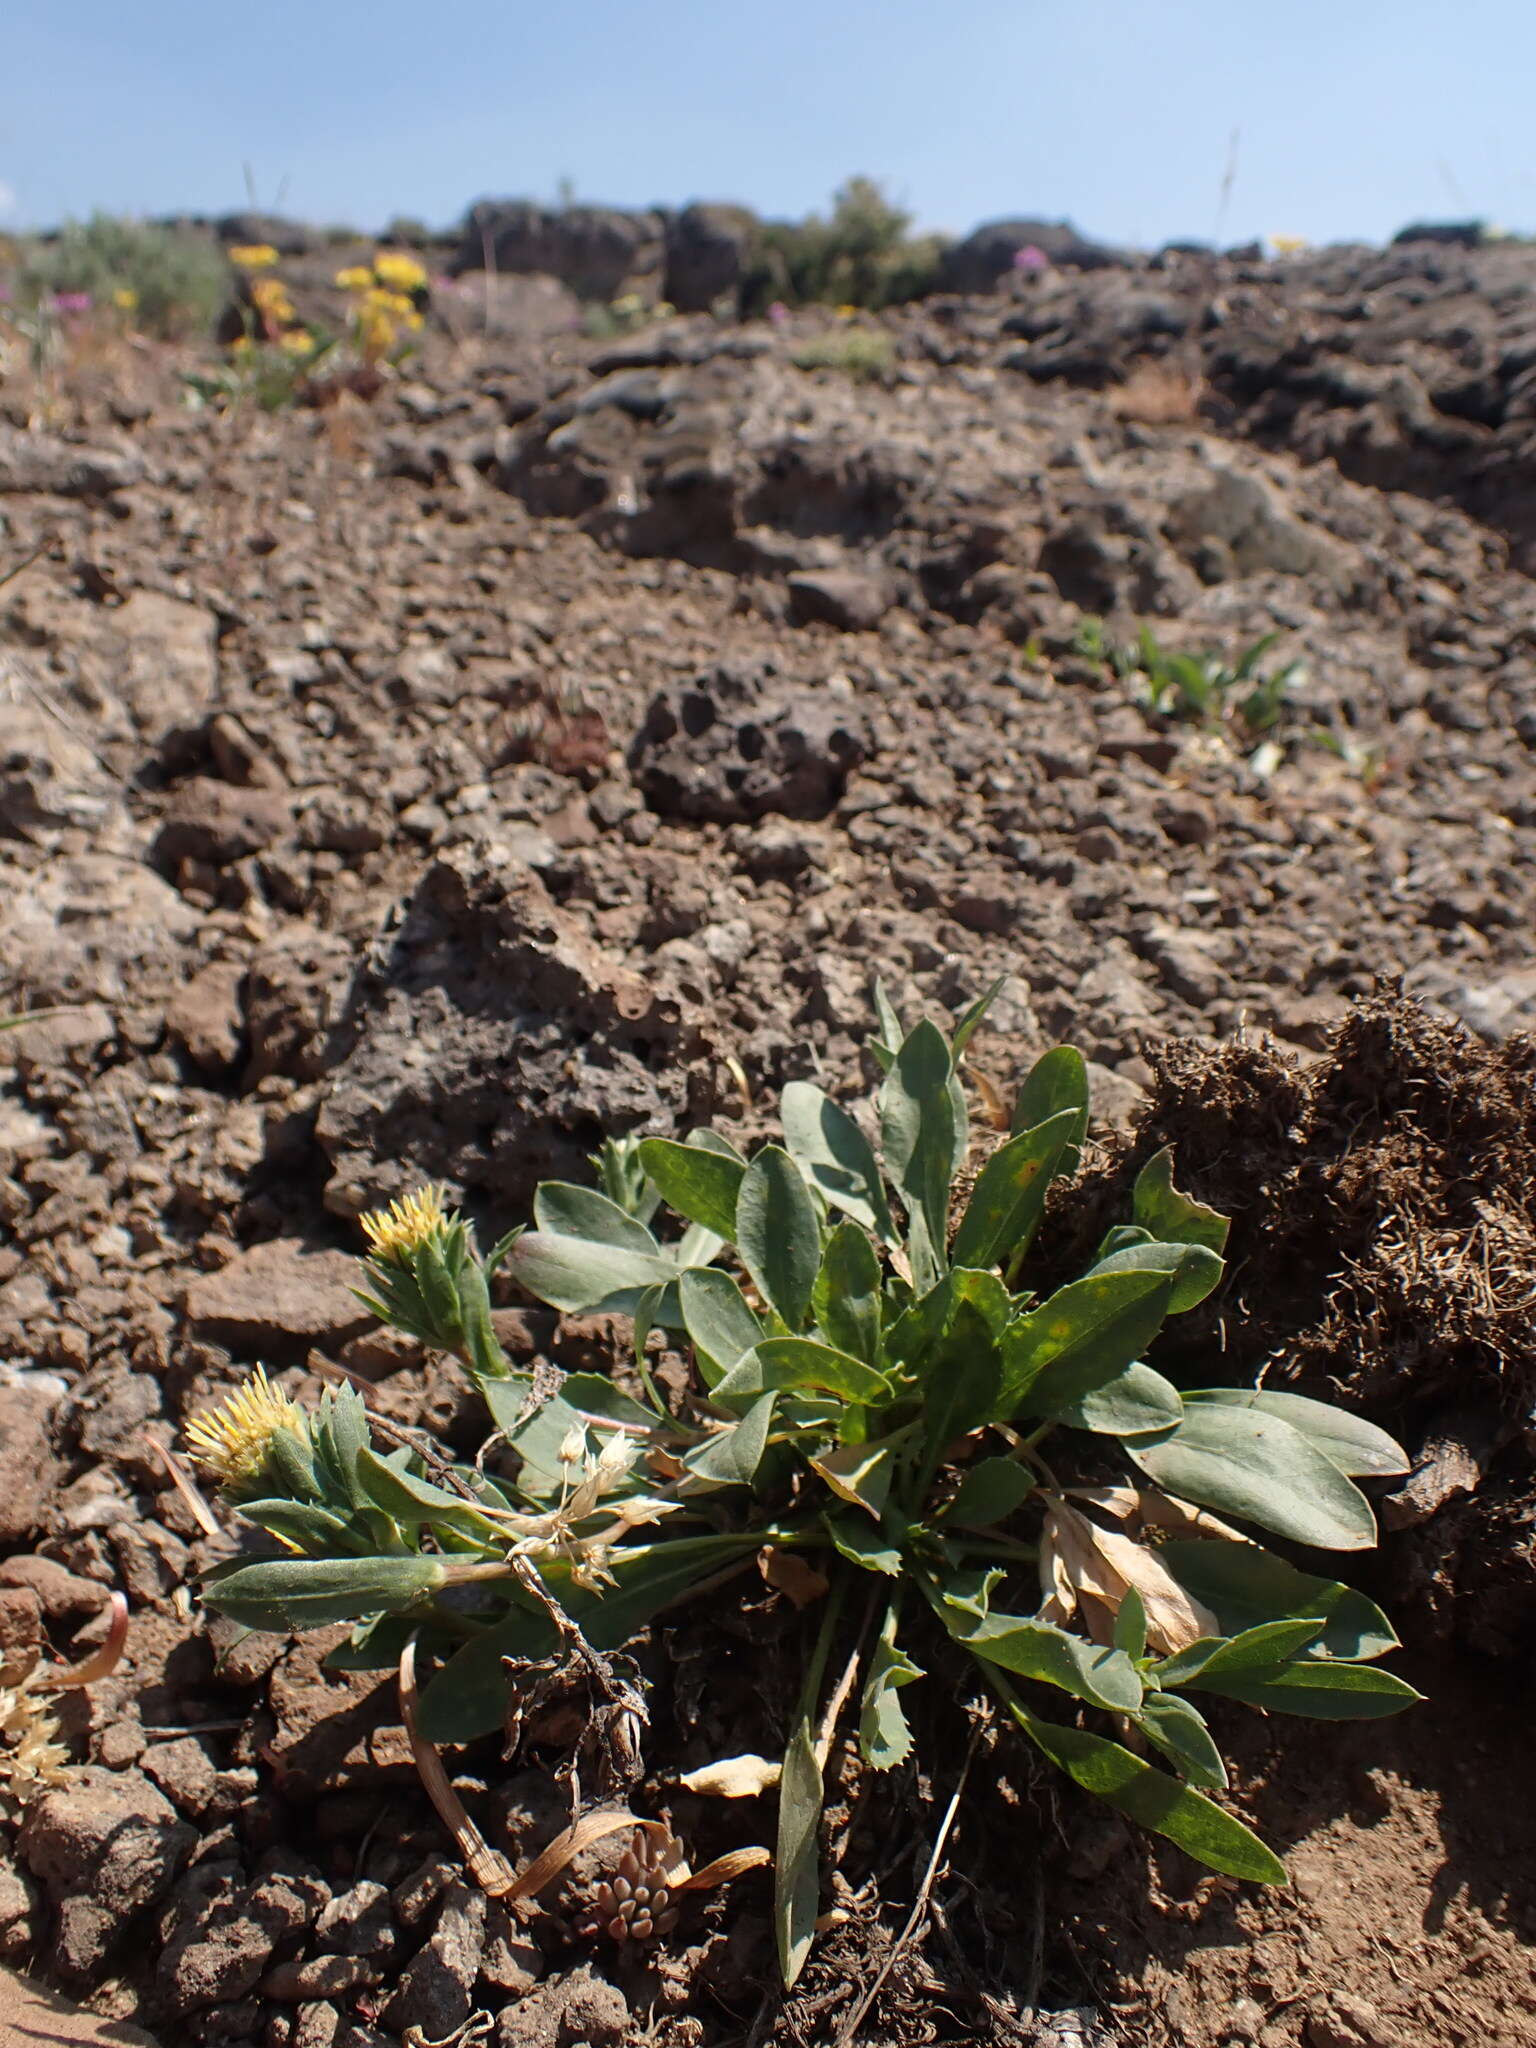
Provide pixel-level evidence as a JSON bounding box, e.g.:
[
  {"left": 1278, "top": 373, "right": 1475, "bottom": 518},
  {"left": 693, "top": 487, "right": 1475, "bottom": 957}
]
[
  {"left": 714, "top": 1337, "right": 892, "bottom": 1407},
  {"left": 681, "top": 1392, "right": 778, "bottom": 1491},
  {"left": 1155, "top": 1540, "right": 1398, "bottom": 1661},
  {"left": 353, "top": 1447, "right": 504, "bottom": 1543},
  {"left": 322, "top": 1614, "right": 427, "bottom": 1673},
  {"left": 1130, "top": 1404, "right": 1378, "bottom": 1551},
  {"left": 1155, "top": 1619, "right": 1328, "bottom": 1686},
  {"left": 808, "top": 1433, "right": 908, "bottom": 1518},
  {"left": 416, "top": 1536, "right": 747, "bottom": 1740},
  {"left": 1089, "top": 1238, "right": 1224, "bottom": 1315},
  {"left": 780, "top": 1083, "right": 895, "bottom": 1241},
  {"left": 1058, "top": 1360, "right": 1184, "bottom": 1439},
  {"left": 926, "top": 1281, "right": 1012, "bottom": 1462},
  {"left": 736, "top": 1146, "right": 822, "bottom": 1331},
  {"left": 314, "top": 1386, "right": 372, "bottom": 1509},
  {"left": 950, "top": 1109, "right": 1081, "bottom": 1270},
  {"left": 1001, "top": 1269, "right": 1176, "bottom": 1421},
  {"left": 1187, "top": 1662, "right": 1423, "bottom": 1719},
  {"left": 557, "top": 1373, "right": 662, "bottom": 1430},
  {"left": 944, "top": 1457, "right": 1034, "bottom": 1528},
  {"left": 504, "top": 1230, "right": 676, "bottom": 1314},
  {"left": 1008, "top": 1702, "right": 1287, "bottom": 1883},
  {"left": 824, "top": 1515, "right": 903, "bottom": 1575},
  {"left": 1186, "top": 1390, "right": 1409, "bottom": 1478},
  {"left": 1132, "top": 1148, "right": 1229, "bottom": 1254},
  {"left": 202, "top": 1554, "right": 449, "bottom": 1632},
  {"left": 1114, "top": 1585, "right": 1148, "bottom": 1660},
  {"left": 1134, "top": 1693, "right": 1228, "bottom": 1791},
  {"left": 679, "top": 1267, "right": 764, "bottom": 1388},
  {"left": 534, "top": 1183, "right": 662, "bottom": 1254},
  {"left": 236, "top": 1499, "right": 361, "bottom": 1555},
  {"left": 859, "top": 1607, "right": 922, "bottom": 1770},
  {"left": 775, "top": 1718, "right": 824, "bottom": 1988},
  {"left": 956, "top": 1614, "right": 1144, "bottom": 1713},
  {"left": 872, "top": 980, "right": 905, "bottom": 1068},
  {"left": 950, "top": 976, "right": 1005, "bottom": 1059},
  {"left": 880, "top": 1020, "right": 957, "bottom": 1290},
  {"left": 1011, "top": 1045, "right": 1090, "bottom": 1172},
  {"left": 635, "top": 1138, "right": 744, "bottom": 1241},
  {"left": 813, "top": 1222, "right": 884, "bottom": 1366}
]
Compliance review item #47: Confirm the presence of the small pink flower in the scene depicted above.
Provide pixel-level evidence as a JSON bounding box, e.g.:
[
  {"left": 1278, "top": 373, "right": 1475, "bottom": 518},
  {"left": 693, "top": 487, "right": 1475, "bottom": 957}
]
[
  {"left": 52, "top": 291, "right": 93, "bottom": 314},
  {"left": 767, "top": 300, "right": 789, "bottom": 324},
  {"left": 1012, "top": 245, "right": 1049, "bottom": 274}
]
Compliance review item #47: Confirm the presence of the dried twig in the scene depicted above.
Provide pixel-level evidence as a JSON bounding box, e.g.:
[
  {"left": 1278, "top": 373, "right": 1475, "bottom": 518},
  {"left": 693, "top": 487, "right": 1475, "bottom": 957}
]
[{"left": 831, "top": 1720, "right": 984, "bottom": 2048}]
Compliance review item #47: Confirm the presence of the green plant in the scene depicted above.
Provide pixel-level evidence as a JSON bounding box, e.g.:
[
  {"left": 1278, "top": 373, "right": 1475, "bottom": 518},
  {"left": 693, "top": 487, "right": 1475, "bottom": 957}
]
[
  {"left": 1078, "top": 620, "right": 1303, "bottom": 738},
  {"left": 581, "top": 290, "right": 675, "bottom": 339},
  {"left": 747, "top": 176, "right": 948, "bottom": 313},
  {"left": 15, "top": 215, "right": 229, "bottom": 338},
  {"left": 188, "top": 989, "right": 1416, "bottom": 1987},
  {"left": 791, "top": 324, "right": 898, "bottom": 382}
]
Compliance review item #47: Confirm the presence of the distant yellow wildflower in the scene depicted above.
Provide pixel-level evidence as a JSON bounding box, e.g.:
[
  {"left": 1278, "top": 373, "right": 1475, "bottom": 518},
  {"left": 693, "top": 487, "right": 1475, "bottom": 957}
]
[
  {"left": 112, "top": 287, "right": 138, "bottom": 312},
  {"left": 372, "top": 251, "right": 428, "bottom": 293},
  {"left": 361, "top": 1183, "right": 454, "bottom": 1266},
  {"left": 279, "top": 329, "right": 317, "bottom": 356},
  {"left": 186, "top": 1366, "right": 305, "bottom": 1493},
  {"left": 229, "top": 243, "right": 279, "bottom": 270},
  {"left": 1268, "top": 234, "right": 1310, "bottom": 257},
  {"left": 334, "top": 265, "right": 375, "bottom": 292}
]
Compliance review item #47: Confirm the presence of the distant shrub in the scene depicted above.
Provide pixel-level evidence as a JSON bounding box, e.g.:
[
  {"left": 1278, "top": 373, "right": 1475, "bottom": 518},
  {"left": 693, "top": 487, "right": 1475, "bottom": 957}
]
[
  {"left": 382, "top": 216, "right": 434, "bottom": 249},
  {"left": 16, "top": 216, "right": 229, "bottom": 338},
  {"left": 746, "top": 177, "right": 948, "bottom": 314},
  {"left": 791, "top": 324, "right": 898, "bottom": 382}
]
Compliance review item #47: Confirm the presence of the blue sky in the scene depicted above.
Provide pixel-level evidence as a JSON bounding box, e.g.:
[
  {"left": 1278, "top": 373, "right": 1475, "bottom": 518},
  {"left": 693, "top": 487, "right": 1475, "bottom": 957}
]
[{"left": 5, "top": 0, "right": 1535, "bottom": 249}]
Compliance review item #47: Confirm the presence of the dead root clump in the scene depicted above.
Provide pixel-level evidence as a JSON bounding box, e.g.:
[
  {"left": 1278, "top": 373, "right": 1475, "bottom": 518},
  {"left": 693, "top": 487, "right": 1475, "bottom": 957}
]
[{"left": 1049, "top": 989, "right": 1536, "bottom": 1656}]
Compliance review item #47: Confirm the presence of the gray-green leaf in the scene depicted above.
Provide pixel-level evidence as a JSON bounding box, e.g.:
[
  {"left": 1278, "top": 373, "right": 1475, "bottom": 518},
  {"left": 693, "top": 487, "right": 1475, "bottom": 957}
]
[
  {"left": 636, "top": 1139, "right": 744, "bottom": 1241},
  {"left": 1001, "top": 1269, "right": 1176, "bottom": 1421},
  {"left": 1132, "top": 1148, "right": 1229, "bottom": 1254},
  {"left": 679, "top": 1267, "right": 764, "bottom": 1387},
  {"left": 1185, "top": 1389, "right": 1409, "bottom": 1478},
  {"left": 812, "top": 1222, "right": 884, "bottom": 1366},
  {"left": 504, "top": 1231, "right": 677, "bottom": 1314},
  {"left": 1130, "top": 1404, "right": 1378, "bottom": 1551},
  {"left": 775, "top": 1719, "right": 824, "bottom": 1987},
  {"left": 1058, "top": 1359, "right": 1184, "bottom": 1439},
  {"left": 736, "top": 1147, "right": 822, "bottom": 1331},
  {"left": 203, "top": 1554, "right": 448, "bottom": 1632},
  {"left": 950, "top": 1108, "right": 1081, "bottom": 1271},
  {"left": 780, "top": 1083, "right": 895, "bottom": 1241},
  {"left": 1134, "top": 1693, "right": 1228, "bottom": 1790},
  {"left": 1008, "top": 1702, "right": 1286, "bottom": 1883}
]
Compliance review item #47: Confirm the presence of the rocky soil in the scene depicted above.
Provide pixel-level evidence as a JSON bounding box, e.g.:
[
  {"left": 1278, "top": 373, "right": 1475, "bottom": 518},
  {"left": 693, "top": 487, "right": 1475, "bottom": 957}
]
[{"left": 2, "top": 239, "right": 1535, "bottom": 2048}]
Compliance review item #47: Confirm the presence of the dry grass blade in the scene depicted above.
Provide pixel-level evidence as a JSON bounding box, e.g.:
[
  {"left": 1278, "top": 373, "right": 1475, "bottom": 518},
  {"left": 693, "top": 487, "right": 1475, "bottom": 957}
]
[
  {"left": 52, "top": 1591, "right": 129, "bottom": 1688},
  {"left": 399, "top": 1636, "right": 516, "bottom": 1896},
  {"left": 143, "top": 1434, "right": 223, "bottom": 1539},
  {"left": 504, "top": 1807, "right": 646, "bottom": 1902}
]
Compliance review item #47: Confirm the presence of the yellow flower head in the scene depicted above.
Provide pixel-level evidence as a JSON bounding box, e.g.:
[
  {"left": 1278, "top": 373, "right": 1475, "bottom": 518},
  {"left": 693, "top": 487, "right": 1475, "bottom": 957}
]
[
  {"left": 835, "top": 303, "right": 861, "bottom": 319},
  {"left": 185, "top": 1366, "right": 305, "bottom": 1494},
  {"left": 113, "top": 287, "right": 139, "bottom": 312},
  {"left": 372, "top": 251, "right": 428, "bottom": 293},
  {"left": 360, "top": 1183, "right": 455, "bottom": 1266},
  {"left": 334, "top": 265, "right": 375, "bottom": 292},
  {"left": 279, "top": 329, "right": 317, "bottom": 356},
  {"left": 228, "top": 334, "right": 255, "bottom": 355},
  {"left": 1268, "top": 233, "right": 1311, "bottom": 256},
  {"left": 230, "top": 244, "right": 280, "bottom": 270}
]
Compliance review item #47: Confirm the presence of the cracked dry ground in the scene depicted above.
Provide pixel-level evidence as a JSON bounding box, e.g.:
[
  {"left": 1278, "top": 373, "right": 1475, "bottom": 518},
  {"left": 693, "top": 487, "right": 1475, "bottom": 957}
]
[{"left": 2, "top": 271, "right": 1535, "bottom": 2048}]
